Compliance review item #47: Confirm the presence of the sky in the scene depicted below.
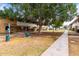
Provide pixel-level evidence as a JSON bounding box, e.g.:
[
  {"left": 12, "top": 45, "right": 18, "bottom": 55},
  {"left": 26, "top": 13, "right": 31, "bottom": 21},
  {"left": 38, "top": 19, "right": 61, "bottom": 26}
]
[
  {"left": 76, "top": 4, "right": 79, "bottom": 14},
  {"left": 0, "top": 3, "right": 11, "bottom": 10}
]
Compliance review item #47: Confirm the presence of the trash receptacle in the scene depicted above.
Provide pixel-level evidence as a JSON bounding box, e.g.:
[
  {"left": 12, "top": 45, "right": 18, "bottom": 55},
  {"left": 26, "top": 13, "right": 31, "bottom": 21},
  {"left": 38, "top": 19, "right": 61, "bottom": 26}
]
[
  {"left": 6, "top": 34, "right": 10, "bottom": 42},
  {"left": 25, "top": 32, "right": 30, "bottom": 37}
]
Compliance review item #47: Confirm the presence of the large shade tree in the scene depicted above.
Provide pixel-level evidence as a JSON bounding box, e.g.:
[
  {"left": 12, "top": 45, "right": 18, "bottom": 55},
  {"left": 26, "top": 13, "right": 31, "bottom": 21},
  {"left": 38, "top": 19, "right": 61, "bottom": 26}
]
[{"left": 0, "top": 3, "right": 77, "bottom": 33}]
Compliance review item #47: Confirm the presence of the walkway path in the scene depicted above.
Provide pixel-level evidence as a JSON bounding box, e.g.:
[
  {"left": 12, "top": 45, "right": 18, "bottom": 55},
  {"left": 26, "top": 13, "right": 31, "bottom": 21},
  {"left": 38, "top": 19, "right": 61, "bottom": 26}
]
[{"left": 41, "top": 30, "right": 68, "bottom": 56}]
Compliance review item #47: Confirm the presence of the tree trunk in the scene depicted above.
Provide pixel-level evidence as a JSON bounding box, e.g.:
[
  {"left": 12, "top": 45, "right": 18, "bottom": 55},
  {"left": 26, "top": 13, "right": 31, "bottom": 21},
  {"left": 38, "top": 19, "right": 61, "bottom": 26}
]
[
  {"left": 38, "top": 17, "right": 43, "bottom": 34},
  {"left": 38, "top": 24, "right": 42, "bottom": 34},
  {"left": 53, "top": 27, "right": 54, "bottom": 32}
]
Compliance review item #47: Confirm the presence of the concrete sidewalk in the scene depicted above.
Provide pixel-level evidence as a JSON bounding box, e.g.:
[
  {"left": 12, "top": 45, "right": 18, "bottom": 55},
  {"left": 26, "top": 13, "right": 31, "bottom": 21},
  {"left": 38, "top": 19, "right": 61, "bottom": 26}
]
[{"left": 41, "top": 30, "right": 68, "bottom": 56}]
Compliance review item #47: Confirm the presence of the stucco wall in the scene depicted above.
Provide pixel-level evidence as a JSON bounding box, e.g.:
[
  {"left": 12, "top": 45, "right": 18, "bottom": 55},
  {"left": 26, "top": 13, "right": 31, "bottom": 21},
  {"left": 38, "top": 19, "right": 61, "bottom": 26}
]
[
  {"left": 0, "top": 19, "right": 6, "bottom": 33},
  {"left": 0, "top": 18, "right": 17, "bottom": 33}
]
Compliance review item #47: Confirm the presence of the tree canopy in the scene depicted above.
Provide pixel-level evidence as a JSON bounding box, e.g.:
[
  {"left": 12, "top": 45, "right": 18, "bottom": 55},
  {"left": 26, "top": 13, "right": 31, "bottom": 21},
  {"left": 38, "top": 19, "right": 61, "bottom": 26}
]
[{"left": 0, "top": 3, "right": 77, "bottom": 32}]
